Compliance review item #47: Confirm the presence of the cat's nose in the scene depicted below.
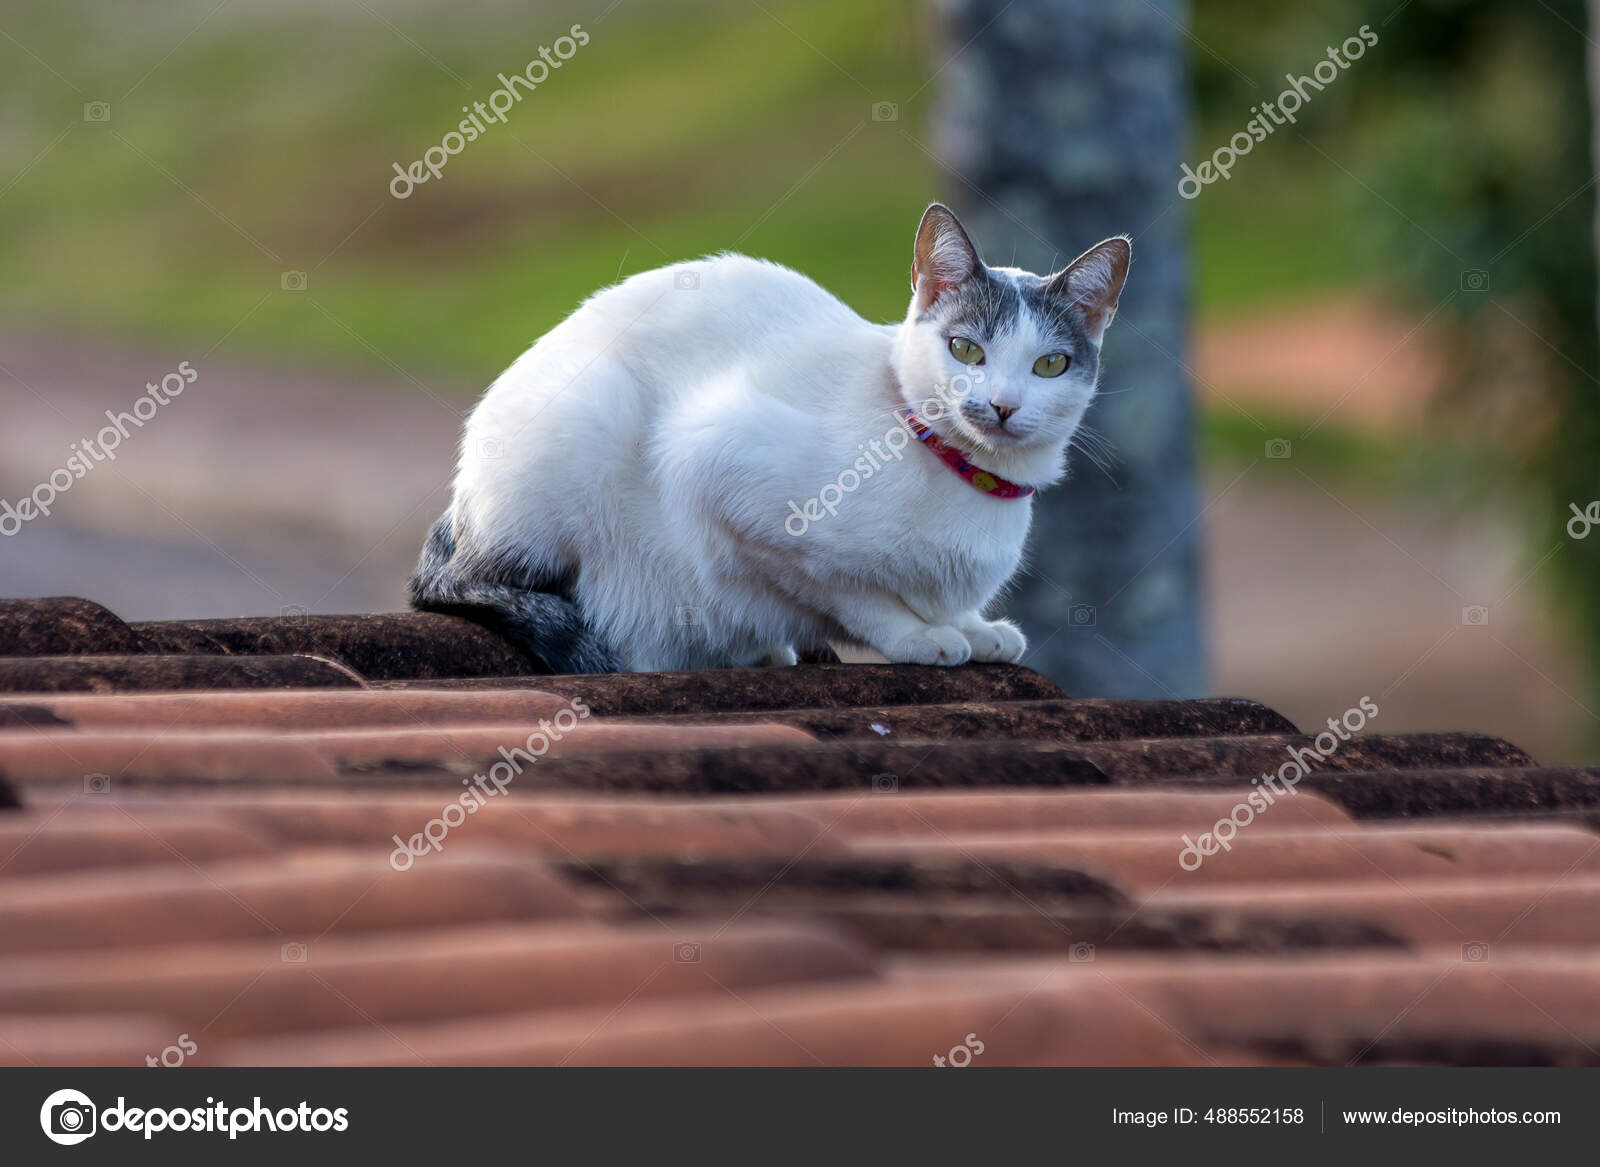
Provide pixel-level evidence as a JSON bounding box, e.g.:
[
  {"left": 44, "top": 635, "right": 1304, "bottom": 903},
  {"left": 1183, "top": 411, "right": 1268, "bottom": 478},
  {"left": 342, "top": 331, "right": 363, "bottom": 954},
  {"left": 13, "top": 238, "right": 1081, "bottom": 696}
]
[{"left": 991, "top": 402, "right": 1016, "bottom": 423}]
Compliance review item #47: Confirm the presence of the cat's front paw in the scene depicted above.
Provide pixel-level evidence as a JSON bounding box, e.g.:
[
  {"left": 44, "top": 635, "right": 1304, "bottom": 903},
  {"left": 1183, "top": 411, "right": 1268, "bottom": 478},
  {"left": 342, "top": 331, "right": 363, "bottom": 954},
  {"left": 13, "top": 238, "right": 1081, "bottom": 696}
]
[
  {"left": 885, "top": 625, "right": 973, "bottom": 666},
  {"left": 963, "top": 618, "right": 1026, "bottom": 663}
]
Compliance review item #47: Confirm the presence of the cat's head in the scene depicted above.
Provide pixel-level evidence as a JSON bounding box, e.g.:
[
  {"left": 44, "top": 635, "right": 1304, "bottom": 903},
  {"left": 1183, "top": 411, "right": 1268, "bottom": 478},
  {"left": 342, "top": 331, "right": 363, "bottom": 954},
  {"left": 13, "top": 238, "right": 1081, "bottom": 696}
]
[{"left": 889, "top": 203, "right": 1129, "bottom": 487}]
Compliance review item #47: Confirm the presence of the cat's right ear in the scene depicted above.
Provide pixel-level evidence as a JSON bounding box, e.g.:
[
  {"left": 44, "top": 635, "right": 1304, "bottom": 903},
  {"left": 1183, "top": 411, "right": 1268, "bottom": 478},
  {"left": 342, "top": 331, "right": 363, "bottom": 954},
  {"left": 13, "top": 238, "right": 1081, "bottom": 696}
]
[{"left": 912, "top": 203, "right": 980, "bottom": 313}]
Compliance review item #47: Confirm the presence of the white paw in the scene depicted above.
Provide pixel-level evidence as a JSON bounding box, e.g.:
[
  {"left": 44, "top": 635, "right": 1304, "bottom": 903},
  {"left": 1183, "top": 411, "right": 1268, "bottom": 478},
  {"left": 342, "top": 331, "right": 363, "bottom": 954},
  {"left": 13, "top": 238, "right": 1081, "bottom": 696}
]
[
  {"left": 759, "top": 645, "right": 799, "bottom": 667},
  {"left": 964, "top": 618, "right": 1026, "bottom": 663},
  {"left": 885, "top": 625, "right": 973, "bottom": 666}
]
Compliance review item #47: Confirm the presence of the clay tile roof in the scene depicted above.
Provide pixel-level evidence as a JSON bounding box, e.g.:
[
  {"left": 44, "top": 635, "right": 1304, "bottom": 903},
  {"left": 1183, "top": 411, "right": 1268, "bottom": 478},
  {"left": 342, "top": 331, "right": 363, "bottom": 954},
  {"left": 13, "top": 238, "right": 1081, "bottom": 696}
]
[{"left": 1, "top": 594, "right": 1598, "bottom": 1066}]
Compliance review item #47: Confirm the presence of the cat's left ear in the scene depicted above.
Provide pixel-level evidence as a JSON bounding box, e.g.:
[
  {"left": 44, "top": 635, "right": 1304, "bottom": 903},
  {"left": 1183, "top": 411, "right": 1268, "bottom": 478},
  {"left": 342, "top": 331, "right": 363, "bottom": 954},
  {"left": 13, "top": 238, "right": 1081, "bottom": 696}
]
[
  {"left": 912, "top": 203, "right": 981, "bottom": 313},
  {"left": 1047, "top": 236, "right": 1131, "bottom": 345}
]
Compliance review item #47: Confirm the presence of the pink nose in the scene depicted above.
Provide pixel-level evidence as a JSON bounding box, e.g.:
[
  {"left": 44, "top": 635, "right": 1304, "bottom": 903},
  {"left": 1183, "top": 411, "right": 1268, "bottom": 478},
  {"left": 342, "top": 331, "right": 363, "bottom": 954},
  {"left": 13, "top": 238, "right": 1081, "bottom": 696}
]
[{"left": 992, "top": 402, "right": 1016, "bottom": 422}]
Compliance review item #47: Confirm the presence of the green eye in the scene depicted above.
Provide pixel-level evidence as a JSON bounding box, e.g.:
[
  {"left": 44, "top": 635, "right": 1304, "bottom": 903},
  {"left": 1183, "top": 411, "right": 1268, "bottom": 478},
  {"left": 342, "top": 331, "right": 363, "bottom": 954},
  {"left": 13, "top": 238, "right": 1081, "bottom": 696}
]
[
  {"left": 1033, "top": 352, "right": 1069, "bottom": 377},
  {"left": 948, "top": 336, "right": 985, "bottom": 365}
]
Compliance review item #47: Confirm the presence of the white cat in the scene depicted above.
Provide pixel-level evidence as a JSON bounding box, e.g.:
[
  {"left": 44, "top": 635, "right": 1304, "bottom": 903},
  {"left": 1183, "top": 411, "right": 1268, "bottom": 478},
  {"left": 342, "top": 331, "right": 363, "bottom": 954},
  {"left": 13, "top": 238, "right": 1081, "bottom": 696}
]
[{"left": 411, "top": 204, "right": 1129, "bottom": 673}]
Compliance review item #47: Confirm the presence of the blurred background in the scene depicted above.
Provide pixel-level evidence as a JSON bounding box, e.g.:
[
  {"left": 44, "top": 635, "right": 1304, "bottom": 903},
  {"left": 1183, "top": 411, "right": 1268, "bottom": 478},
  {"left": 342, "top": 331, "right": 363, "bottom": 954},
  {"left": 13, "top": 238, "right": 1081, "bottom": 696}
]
[{"left": 1, "top": 0, "right": 1596, "bottom": 760}]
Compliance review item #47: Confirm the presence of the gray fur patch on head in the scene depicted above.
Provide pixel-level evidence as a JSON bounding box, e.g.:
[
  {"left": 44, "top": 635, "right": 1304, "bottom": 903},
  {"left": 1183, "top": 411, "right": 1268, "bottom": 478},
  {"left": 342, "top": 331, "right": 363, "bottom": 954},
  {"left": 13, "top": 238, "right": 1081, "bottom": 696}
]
[
  {"left": 1016, "top": 271, "right": 1099, "bottom": 364},
  {"left": 920, "top": 267, "right": 1021, "bottom": 340}
]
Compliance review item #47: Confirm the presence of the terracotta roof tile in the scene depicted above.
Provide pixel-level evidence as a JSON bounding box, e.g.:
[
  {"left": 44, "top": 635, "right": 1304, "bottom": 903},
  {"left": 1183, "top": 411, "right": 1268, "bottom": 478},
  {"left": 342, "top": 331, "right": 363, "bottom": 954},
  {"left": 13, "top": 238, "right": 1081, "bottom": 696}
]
[
  {"left": 0, "top": 653, "right": 366, "bottom": 693},
  {"left": 897, "top": 952, "right": 1600, "bottom": 1065},
  {"left": 1267, "top": 765, "right": 1600, "bottom": 816},
  {"left": 129, "top": 612, "right": 538, "bottom": 680},
  {"left": 0, "top": 851, "right": 583, "bottom": 956},
  {"left": 709, "top": 788, "right": 1356, "bottom": 832},
  {"left": 0, "top": 1014, "right": 183, "bottom": 1067},
  {"left": 1146, "top": 877, "right": 1600, "bottom": 947},
  {"left": 0, "top": 722, "right": 817, "bottom": 792},
  {"left": 402, "top": 734, "right": 1530, "bottom": 798},
  {"left": 0, "top": 921, "right": 873, "bottom": 1050},
  {"left": 647, "top": 696, "right": 1298, "bottom": 741},
  {"left": 0, "top": 688, "right": 576, "bottom": 730},
  {"left": 852, "top": 824, "right": 1600, "bottom": 888},
  {"left": 17, "top": 795, "right": 846, "bottom": 859},
  {"left": 0, "top": 597, "right": 145, "bottom": 656},
  {"left": 0, "top": 594, "right": 1593, "bottom": 1065},
  {"left": 215, "top": 977, "right": 1201, "bottom": 1067},
  {"left": 0, "top": 815, "right": 279, "bottom": 878},
  {"left": 384, "top": 661, "right": 1065, "bottom": 712}
]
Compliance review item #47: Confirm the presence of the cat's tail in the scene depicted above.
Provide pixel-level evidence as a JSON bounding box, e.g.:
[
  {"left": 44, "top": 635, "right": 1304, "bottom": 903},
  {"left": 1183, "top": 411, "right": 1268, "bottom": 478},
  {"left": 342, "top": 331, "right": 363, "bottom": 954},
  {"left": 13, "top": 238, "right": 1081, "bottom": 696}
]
[{"left": 407, "top": 511, "right": 623, "bottom": 674}]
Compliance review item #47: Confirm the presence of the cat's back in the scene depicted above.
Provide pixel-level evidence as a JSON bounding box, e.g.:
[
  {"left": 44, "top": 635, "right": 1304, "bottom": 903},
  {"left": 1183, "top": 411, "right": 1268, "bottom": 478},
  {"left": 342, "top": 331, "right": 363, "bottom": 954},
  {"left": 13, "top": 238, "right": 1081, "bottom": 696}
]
[
  {"left": 466, "top": 253, "right": 873, "bottom": 475},
  {"left": 579, "top": 252, "right": 862, "bottom": 345}
]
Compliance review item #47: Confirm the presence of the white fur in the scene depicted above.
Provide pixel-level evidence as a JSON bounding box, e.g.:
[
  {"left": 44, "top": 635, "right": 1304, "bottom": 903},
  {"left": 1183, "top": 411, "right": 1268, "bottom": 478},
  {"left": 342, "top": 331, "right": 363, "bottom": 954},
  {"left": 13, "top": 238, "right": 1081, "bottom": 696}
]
[{"left": 450, "top": 233, "right": 1118, "bottom": 672}]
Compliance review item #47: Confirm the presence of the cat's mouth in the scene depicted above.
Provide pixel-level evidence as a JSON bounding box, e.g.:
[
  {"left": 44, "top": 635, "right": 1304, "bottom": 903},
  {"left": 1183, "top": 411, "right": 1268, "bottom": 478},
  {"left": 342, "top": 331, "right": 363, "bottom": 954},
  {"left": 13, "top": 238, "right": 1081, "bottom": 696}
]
[{"left": 959, "top": 414, "right": 1033, "bottom": 448}]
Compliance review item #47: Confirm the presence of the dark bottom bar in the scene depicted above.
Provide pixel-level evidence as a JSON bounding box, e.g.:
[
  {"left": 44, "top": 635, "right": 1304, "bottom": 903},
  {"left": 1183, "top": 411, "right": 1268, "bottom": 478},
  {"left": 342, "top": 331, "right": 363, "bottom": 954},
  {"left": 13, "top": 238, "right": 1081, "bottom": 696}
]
[{"left": 5, "top": 1067, "right": 1592, "bottom": 1159}]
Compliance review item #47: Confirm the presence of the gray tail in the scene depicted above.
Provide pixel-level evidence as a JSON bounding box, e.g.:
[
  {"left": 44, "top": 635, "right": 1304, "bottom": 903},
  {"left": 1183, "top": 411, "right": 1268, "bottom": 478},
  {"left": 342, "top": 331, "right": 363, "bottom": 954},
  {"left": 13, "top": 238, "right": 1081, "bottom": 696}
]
[{"left": 408, "top": 512, "right": 623, "bottom": 674}]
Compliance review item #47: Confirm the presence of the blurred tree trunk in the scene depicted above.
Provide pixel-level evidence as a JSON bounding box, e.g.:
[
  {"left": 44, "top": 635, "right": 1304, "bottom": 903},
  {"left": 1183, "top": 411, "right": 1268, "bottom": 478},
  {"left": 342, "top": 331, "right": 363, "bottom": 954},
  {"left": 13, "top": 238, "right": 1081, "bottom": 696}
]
[
  {"left": 1591, "top": 0, "right": 1600, "bottom": 341},
  {"left": 931, "top": 0, "right": 1204, "bottom": 698}
]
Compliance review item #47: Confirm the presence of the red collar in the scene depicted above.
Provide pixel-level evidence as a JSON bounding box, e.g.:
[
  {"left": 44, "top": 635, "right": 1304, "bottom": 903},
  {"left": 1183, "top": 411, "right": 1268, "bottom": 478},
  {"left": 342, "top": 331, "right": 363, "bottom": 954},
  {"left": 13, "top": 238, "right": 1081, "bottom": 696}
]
[{"left": 904, "top": 411, "right": 1036, "bottom": 499}]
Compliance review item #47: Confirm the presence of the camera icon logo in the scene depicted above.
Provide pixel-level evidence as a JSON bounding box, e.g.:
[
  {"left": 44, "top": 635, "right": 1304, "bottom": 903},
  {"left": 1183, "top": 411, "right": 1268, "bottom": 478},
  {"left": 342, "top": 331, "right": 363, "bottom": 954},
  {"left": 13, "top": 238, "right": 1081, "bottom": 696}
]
[
  {"left": 40, "top": 1088, "right": 97, "bottom": 1145},
  {"left": 1461, "top": 941, "right": 1490, "bottom": 963},
  {"left": 1265, "top": 438, "right": 1292, "bottom": 459},
  {"left": 83, "top": 772, "right": 111, "bottom": 795},
  {"left": 673, "top": 941, "right": 701, "bottom": 963},
  {"left": 281, "top": 941, "right": 308, "bottom": 963},
  {"left": 280, "top": 270, "right": 308, "bottom": 292},
  {"left": 1460, "top": 269, "right": 1490, "bottom": 293},
  {"left": 871, "top": 101, "right": 900, "bottom": 122},
  {"left": 871, "top": 772, "right": 899, "bottom": 794},
  {"left": 83, "top": 101, "right": 111, "bottom": 123},
  {"left": 478, "top": 436, "right": 505, "bottom": 460},
  {"left": 279, "top": 604, "right": 308, "bottom": 623},
  {"left": 1461, "top": 605, "right": 1490, "bottom": 627},
  {"left": 1068, "top": 603, "right": 1097, "bottom": 627},
  {"left": 675, "top": 605, "right": 701, "bottom": 627},
  {"left": 674, "top": 270, "right": 700, "bottom": 291},
  {"left": 1069, "top": 942, "right": 1096, "bottom": 962}
]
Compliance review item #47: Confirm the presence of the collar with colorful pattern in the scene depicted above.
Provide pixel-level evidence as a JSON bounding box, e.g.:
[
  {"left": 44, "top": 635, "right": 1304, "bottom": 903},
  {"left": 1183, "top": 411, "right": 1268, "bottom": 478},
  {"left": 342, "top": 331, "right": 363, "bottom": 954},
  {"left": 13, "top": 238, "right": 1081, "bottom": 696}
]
[{"left": 903, "top": 411, "right": 1036, "bottom": 499}]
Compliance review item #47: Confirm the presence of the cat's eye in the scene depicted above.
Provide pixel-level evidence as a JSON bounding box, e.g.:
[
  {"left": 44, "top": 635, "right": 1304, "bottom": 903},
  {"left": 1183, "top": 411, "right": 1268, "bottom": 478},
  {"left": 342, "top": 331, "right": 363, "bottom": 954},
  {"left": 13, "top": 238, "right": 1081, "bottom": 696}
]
[
  {"left": 1033, "top": 352, "right": 1070, "bottom": 378},
  {"left": 948, "top": 337, "right": 985, "bottom": 365}
]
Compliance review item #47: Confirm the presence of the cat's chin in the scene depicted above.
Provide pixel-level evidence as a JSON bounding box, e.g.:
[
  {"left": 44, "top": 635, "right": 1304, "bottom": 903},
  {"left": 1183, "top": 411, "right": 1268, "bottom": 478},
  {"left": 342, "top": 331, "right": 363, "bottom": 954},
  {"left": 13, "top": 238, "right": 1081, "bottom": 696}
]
[
  {"left": 949, "top": 417, "right": 1041, "bottom": 455},
  {"left": 971, "top": 423, "right": 1034, "bottom": 448}
]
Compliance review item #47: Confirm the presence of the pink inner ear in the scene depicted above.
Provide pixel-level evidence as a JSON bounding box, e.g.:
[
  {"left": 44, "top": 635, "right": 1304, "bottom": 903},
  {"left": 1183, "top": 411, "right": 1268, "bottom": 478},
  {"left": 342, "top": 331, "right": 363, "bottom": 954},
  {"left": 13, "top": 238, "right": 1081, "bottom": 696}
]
[{"left": 917, "top": 270, "right": 953, "bottom": 310}]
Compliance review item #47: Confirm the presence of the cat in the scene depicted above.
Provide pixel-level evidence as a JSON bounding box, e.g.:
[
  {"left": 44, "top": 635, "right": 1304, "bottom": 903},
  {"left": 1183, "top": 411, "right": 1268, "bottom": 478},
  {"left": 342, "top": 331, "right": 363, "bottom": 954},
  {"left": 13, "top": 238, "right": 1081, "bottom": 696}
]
[{"left": 410, "top": 203, "right": 1129, "bottom": 673}]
